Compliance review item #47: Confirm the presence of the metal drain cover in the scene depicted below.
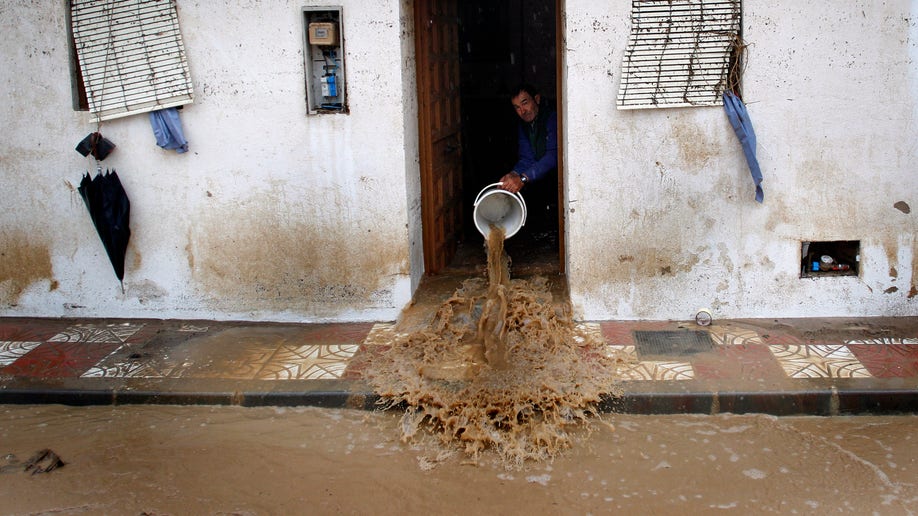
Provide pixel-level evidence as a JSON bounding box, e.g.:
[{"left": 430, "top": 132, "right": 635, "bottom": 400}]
[{"left": 633, "top": 330, "right": 714, "bottom": 359}]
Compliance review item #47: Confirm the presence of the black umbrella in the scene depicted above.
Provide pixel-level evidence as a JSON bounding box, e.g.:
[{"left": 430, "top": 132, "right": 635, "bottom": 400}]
[{"left": 78, "top": 169, "right": 131, "bottom": 292}]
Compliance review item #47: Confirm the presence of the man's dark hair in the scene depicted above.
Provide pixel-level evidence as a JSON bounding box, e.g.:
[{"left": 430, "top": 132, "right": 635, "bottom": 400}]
[{"left": 511, "top": 83, "right": 540, "bottom": 100}]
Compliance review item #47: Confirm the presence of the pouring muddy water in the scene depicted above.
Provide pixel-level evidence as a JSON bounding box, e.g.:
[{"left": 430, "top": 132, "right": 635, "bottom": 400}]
[
  {"left": 367, "top": 187, "right": 633, "bottom": 467},
  {"left": 473, "top": 182, "right": 526, "bottom": 370}
]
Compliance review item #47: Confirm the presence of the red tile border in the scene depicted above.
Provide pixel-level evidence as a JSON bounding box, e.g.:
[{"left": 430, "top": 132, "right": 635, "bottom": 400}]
[
  {"left": 1, "top": 342, "right": 122, "bottom": 378},
  {"left": 0, "top": 320, "right": 68, "bottom": 342},
  {"left": 847, "top": 344, "right": 918, "bottom": 378},
  {"left": 298, "top": 323, "right": 375, "bottom": 345},
  {"left": 599, "top": 321, "right": 673, "bottom": 345}
]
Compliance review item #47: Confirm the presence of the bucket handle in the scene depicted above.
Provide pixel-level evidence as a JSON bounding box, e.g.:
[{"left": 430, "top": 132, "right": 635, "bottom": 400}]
[{"left": 473, "top": 182, "right": 526, "bottom": 208}]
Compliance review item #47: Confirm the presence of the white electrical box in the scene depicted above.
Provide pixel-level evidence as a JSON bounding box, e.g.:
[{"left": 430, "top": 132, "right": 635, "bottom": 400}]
[{"left": 303, "top": 7, "right": 347, "bottom": 114}]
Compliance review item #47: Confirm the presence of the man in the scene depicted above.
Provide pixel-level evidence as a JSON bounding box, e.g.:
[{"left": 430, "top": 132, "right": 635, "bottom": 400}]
[{"left": 499, "top": 84, "right": 558, "bottom": 195}]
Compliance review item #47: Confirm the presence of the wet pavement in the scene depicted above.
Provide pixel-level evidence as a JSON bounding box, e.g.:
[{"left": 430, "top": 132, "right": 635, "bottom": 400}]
[
  {"left": 1, "top": 314, "right": 916, "bottom": 415},
  {"left": 3, "top": 405, "right": 916, "bottom": 514}
]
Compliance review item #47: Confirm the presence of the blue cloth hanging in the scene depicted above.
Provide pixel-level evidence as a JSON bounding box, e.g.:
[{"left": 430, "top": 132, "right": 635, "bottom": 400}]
[
  {"left": 149, "top": 107, "right": 188, "bottom": 154},
  {"left": 723, "top": 91, "right": 764, "bottom": 203}
]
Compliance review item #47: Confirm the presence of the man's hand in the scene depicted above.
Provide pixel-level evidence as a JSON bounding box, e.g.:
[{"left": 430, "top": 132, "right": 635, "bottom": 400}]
[{"left": 499, "top": 172, "right": 525, "bottom": 193}]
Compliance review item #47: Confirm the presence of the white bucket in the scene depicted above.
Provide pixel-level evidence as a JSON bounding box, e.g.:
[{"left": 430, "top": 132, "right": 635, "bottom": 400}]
[{"left": 473, "top": 182, "right": 527, "bottom": 239}]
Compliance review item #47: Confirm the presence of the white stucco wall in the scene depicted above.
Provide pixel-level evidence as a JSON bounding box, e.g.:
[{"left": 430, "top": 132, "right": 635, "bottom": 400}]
[
  {"left": 564, "top": 0, "right": 917, "bottom": 321},
  {"left": 2, "top": 1, "right": 916, "bottom": 324},
  {"left": 0, "top": 1, "right": 419, "bottom": 322}
]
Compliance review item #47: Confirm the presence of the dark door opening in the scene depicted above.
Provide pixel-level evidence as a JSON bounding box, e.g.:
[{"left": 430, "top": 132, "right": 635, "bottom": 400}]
[{"left": 448, "top": 0, "right": 561, "bottom": 276}]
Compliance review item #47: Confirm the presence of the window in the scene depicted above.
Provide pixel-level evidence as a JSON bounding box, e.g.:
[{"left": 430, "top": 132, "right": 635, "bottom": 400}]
[
  {"left": 69, "top": 0, "right": 194, "bottom": 122},
  {"left": 617, "top": 0, "right": 741, "bottom": 110}
]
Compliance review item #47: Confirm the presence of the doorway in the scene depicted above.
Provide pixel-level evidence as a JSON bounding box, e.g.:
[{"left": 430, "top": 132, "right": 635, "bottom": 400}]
[{"left": 416, "top": 0, "right": 563, "bottom": 277}]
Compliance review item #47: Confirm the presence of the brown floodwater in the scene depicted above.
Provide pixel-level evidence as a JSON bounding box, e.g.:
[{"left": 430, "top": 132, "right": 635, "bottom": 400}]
[
  {"left": 0, "top": 404, "right": 915, "bottom": 514},
  {"left": 366, "top": 226, "right": 634, "bottom": 465}
]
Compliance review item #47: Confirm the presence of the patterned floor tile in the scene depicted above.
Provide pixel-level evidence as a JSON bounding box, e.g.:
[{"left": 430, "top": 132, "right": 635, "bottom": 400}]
[
  {"left": 599, "top": 322, "right": 635, "bottom": 345},
  {"left": 603, "top": 344, "right": 637, "bottom": 359},
  {"left": 3, "top": 342, "right": 123, "bottom": 378},
  {"left": 847, "top": 344, "right": 918, "bottom": 378},
  {"left": 605, "top": 345, "right": 694, "bottom": 380},
  {"left": 178, "top": 324, "right": 210, "bottom": 332},
  {"left": 692, "top": 343, "right": 786, "bottom": 380},
  {"left": 344, "top": 322, "right": 470, "bottom": 380},
  {"left": 81, "top": 339, "right": 201, "bottom": 379},
  {"left": 362, "top": 323, "right": 405, "bottom": 346},
  {"left": 81, "top": 357, "right": 150, "bottom": 378},
  {"left": 84, "top": 324, "right": 368, "bottom": 380},
  {"left": 707, "top": 325, "right": 764, "bottom": 346},
  {"left": 255, "top": 344, "right": 361, "bottom": 380},
  {"left": 768, "top": 344, "right": 871, "bottom": 378},
  {"left": 845, "top": 337, "right": 918, "bottom": 345},
  {"left": 0, "top": 341, "right": 43, "bottom": 367},
  {"left": 0, "top": 321, "right": 67, "bottom": 342},
  {"left": 295, "top": 323, "right": 375, "bottom": 344},
  {"left": 621, "top": 360, "right": 695, "bottom": 381},
  {"left": 574, "top": 322, "right": 605, "bottom": 345},
  {"left": 760, "top": 331, "right": 807, "bottom": 346},
  {"left": 83, "top": 327, "right": 232, "bottom": 379},
  {"left": 342, "top": 344, "right": 391, "bottom": 379},
  {"left": 49, "top": 323, "right": 144, "bottom": 344}
]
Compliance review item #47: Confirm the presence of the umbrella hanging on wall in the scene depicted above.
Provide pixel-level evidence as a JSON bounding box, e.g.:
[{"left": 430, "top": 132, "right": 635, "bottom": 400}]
[{"left": 77, "top": 168, "right": 131, "bottom": 293}]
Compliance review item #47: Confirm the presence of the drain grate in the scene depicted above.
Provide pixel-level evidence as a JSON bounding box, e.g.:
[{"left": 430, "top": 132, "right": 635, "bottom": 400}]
[{"left": 633, "top": 330, "right": 714, "bottom": 359}]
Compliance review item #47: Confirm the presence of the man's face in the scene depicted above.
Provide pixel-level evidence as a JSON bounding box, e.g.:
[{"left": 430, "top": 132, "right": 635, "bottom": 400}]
[{"left": 512, "top": 91, "right": 540, "bottom": 123}]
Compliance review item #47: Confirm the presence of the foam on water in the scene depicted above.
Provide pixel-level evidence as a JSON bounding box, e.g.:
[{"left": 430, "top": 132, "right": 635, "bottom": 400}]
[{"left": 367, "top": 227, "right": 633, "bottom": 467}]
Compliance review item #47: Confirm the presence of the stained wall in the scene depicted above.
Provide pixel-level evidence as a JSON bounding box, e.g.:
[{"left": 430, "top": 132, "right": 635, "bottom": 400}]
[
  {"left": 0, "top": 1, "right": 420, "bottom": 322},
  {"left": 563, "top": 0, "right": 917, "bottom": 320},
  {"left": 2, "top": 1, "right": 916, "bottom": 324}
]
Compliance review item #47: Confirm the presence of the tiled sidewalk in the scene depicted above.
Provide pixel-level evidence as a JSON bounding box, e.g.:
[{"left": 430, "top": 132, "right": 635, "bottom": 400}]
[{"left": 1, "top": 317, "right": 916, "bottom": 414}]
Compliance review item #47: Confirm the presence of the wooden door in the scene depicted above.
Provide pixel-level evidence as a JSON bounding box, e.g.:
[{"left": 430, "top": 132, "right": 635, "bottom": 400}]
[{"left": 416, "top": 0, "right": 463, "bottom": 274}]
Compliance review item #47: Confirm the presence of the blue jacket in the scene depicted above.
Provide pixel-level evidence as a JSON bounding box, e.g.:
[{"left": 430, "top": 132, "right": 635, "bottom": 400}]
[{"left": 513, "top": 109, "right": 558, "bottom": 183}]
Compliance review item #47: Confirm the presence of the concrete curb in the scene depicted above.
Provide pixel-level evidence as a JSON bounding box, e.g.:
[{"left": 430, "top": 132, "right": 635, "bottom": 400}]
[{"left": 2, "top": 377, "right": 915, "bottom": 416}]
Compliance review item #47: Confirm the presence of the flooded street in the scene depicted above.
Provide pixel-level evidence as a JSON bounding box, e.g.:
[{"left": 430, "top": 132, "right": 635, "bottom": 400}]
[{"left": 1, "top": 405, "right": 915, "bottom": 514}]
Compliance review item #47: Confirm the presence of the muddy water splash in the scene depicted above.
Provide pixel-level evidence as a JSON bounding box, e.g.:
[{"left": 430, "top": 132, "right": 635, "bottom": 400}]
[
  {"left": 367, "top": 226, "right": 632, "bottom": 467},
  {"left": 477, "top": 227, "right": 512, "bottom": 368}
]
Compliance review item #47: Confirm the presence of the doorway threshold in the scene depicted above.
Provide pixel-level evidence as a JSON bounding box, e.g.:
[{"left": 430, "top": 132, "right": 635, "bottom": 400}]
[{"left": 402, "top": 237, "right": 567, "bottom": 331}]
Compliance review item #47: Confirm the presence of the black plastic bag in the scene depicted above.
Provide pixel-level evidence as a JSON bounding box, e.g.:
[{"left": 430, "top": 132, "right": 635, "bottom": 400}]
[{"left": 75, "top": 132, "right": 116, "bottom": 161}]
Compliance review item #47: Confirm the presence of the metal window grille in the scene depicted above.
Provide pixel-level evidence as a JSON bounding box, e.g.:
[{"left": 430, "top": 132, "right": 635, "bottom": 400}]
[
  {"left": 71, "top": 0, "right": 194, "bottom": 122},
  {"left": 617, "top": 0, "right": 740, "bottom": 110}
]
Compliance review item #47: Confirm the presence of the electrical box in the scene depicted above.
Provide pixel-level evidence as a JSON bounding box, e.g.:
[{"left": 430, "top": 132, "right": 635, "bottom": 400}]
[
  {"left": 303, "top": 7, "right": 346, "bottom": 114},
  {"left": 308, "top": 22, "right": 338, "bottom": 46}
]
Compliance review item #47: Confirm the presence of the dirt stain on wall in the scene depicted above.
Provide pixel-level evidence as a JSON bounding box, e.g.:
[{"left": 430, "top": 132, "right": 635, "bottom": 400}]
[
  {"left": 669, "top": 119, "right": 720, "bottom": 171},
  {"left": 186, "top": 201, "right": 407, "bottom": 312},
  {"left": 912, "top": 239, "right": 918, "bottom": 299},
  {"left": 0, "top": 231, "right": 53, "bottom": 306},
  {"left": 608, "top": 247, "right": 702, "bottom": 281}
]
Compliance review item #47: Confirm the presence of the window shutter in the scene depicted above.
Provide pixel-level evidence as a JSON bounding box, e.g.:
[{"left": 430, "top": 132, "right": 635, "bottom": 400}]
[
  {"left": 71, "top": 0, "right": 194, "bottom": 122},
  {"left": 617, "top": 0, "right": 740, "bottom": 110}
]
